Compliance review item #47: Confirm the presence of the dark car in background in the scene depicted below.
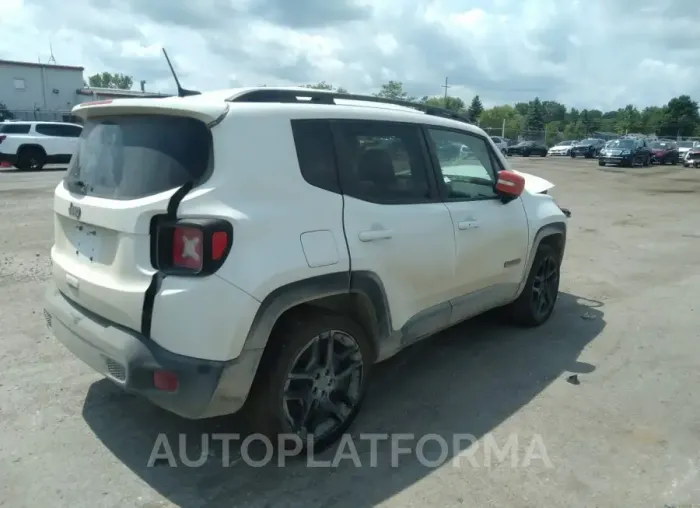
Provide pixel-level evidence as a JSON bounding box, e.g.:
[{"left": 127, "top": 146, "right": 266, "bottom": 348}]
[
  {"left": 649, "top": 140, "right": 679, "bottom": 165},
  {"left": 506, "top": 140, "right": 548, "bottom": 157},
  {"left": 598, "top": 138, "right": 652, "bottom": 167},
  {"left": 570, "top": 138, "right": 606, "bottom": 158}
]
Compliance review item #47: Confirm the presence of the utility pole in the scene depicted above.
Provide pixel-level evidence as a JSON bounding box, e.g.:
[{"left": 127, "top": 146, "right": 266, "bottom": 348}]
[{"left": 441, "top": 77, "right": 450, "bottom": 104}]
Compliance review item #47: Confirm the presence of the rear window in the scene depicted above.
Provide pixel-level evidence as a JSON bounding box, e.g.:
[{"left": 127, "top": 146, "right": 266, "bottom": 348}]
[
  {"left": 0, "top": 123, "right": 31, "bottom": 134},
  {"left": 64, "top": 115, "right": 212, "bottom": 200}
]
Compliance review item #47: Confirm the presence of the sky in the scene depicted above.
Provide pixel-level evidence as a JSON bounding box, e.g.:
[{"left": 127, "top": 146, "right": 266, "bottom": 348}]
[{"left": 2, "top": 0, "right": 699, "bottom": 111}]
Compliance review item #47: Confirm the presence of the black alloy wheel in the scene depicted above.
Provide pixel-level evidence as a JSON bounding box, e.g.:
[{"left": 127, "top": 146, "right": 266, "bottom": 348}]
[
  {"left": 530, "top": 253, "right": 560, "bottom": 323},
  {"left": 245, "top": 312, "right": 372, "bottom": 454},
  {"left": 508, "top": 243, "right": 561, "bottom": 326},
  {"left": 282, "top": 329, "right": 364, "bottom": 444}
]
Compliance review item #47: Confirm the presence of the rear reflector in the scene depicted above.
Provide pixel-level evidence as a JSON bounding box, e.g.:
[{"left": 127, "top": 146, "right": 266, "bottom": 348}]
[{"left": 153, "top": 370, "right": 179, "bottom": 392}]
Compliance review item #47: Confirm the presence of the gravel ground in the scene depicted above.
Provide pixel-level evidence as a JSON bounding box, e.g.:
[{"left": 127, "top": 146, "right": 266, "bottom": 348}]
[{"left": 1, "top": 158, "right": 699, "bottom": 508}]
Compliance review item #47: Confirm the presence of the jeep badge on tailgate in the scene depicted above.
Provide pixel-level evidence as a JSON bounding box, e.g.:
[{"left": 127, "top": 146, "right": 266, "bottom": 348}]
[{"left": 68, "top": 203, "right": 82, "bottom": 220}]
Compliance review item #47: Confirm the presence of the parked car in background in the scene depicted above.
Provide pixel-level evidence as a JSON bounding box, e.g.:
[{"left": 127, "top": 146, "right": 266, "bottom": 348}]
[
  {"left": 683, "top": 148, "right": 700, "bottom": 168},
  {"left": 490, "top": 135, "right": 508, "bottom": 155},
  {"left": 547, "top": 140, "right": 578, "bottom": 156},
  {"left": 598, "top": 138, "right": 652, "bottom": 167},
  {"left": 506, "top": 140, "right": 548, "bottom": 157},
  {"left": 676, "top": 140, "right": 696, "bottom": 160},
  {"left": 0, "top": 121, "right": 82, "bottom": 170},
  {"left": 649, "top": 140, "right": 679, "bottom": 165},
  {"left": 570, "top": 138, "right": 605, "bottom": 158}
]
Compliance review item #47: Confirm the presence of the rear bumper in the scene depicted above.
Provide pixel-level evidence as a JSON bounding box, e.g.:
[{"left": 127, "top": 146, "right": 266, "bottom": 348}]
[
  {"left": 44, "top": 284, "right": 263, "bottom": 419},
  {"left": 599, "top": 156, "right": 632, "bottom": 166},
  {"left": 0, "top": 152, "right": 17, "bottom": 165}
]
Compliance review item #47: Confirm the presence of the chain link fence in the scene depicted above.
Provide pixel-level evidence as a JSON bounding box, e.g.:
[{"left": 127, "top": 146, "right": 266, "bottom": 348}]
[{"left": 481, "top": 127, "right": 560, "bottom": 145}]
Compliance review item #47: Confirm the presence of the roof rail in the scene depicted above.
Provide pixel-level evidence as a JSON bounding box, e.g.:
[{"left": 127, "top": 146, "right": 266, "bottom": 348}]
[{"left": 226, "top": 88, "right": 473, "bottom": 126}]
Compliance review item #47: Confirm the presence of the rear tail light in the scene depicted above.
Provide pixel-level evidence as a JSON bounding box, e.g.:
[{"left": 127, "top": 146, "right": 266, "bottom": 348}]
[{"left": 152, "top": 218, "right": 233, "bottom": 275}]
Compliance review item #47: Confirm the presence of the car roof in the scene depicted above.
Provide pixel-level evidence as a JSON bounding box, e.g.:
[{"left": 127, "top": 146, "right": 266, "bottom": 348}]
[{"left": 76, "top": 86, "right": 491, "bottom": 137}]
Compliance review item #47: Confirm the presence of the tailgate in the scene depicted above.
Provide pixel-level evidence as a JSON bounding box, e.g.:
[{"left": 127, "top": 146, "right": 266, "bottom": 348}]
[{"left": 51, "top": 112, "right": 214, "bottom": 333}]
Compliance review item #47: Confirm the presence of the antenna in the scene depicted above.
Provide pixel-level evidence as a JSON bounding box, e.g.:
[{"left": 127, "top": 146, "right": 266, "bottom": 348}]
[
  {"left": 162, "top": 48, "right": 201, "bottom": 97},
  {"left": 48, "top": 41, "right": 57, "bottom": 64}
]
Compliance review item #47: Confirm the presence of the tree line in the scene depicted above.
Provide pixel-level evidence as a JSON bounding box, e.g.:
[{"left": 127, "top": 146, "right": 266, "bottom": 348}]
[
  {"left": 304, "top": 80, "right": 700, "bottom": 139},
  {"left": 76, "top": 73, "right": 700, "bottom": 139}
]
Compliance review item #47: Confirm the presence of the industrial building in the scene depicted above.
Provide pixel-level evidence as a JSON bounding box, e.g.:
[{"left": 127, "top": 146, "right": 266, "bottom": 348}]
[{"left": 0, "top": 59, "right": 171, "bottom": 122}]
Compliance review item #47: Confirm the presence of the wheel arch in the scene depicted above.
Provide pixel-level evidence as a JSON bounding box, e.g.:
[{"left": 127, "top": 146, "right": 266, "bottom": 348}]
[
  {"left": 243, "top": 270, "right": 391, "bottom": 360},
  {"left": 515, "top": 221, "right": 567, "bottom": 299},
  {"left": 17, "top": 143, "right": 47, "bottom": 156}
]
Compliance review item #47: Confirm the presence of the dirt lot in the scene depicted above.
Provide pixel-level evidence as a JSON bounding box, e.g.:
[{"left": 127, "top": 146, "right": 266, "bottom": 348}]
[{"left": 1, "top": 157, "right": 700, "bottom": 507}]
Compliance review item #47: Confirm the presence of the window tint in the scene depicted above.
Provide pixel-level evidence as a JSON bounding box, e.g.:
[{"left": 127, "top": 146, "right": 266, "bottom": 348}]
[
  {"left": 64, "top": 115, "right": 212, "bottom": 200},
  {"left": 427, "top": 128, "right": 500, "bottom": 201},
  {"left": 36, "top": 123, "right": 82, "bottom": 137},
  {"left": 291, "top": 120, "right": 339, "bottom": 193},
  {"left": 0, "top": 123, "right": 31, "bottom": 134},
  {"left": 334, "top": 121, "right": 431, "bottom": 204}
]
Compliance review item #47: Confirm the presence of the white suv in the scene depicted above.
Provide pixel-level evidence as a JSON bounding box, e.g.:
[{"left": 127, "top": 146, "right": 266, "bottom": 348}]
[
  {"left": 490, "top": 135, "right": 508, "bottom": 155},
  {"left": 43, "top": 88, "right": 570, "bottom": 451},
  {"left": 0, "top": 121, "right": 82, "bottom": 170}
]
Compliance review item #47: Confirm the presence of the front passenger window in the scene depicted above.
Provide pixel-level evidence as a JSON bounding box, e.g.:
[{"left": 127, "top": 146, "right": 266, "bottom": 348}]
[{"left": 427, "top": 128, "right": 500, "bottom": 201}]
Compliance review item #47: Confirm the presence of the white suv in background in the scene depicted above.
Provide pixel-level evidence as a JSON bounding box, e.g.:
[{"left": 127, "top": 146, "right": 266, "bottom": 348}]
[
  {"left": 0, "top": 121, "right": 82, "bottom": 170},
  {"left": 490, "top": 135, "right": 508, "bottom": 155},
  {"left": 44, "top": 88, "right": 570, "bottom": 452}
]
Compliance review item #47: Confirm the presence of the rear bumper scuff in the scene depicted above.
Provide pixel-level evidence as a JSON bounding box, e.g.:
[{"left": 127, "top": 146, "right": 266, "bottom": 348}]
[{"left": 44, "top": 284, "right": 263, "bottom": 419}]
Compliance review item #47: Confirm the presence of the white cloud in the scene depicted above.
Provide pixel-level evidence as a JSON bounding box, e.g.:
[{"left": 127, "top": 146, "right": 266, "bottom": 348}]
[{"left": 1, "top": 0, "right": 698, "bottom": 111}]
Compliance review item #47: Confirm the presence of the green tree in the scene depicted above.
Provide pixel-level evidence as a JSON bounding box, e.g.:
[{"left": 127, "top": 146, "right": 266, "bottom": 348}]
[
  {"left": 420, "top": 95, "right": 466, "bottom": 112},
  {"left": 303, "top": 81, "right": 348, "bottom": 93},
  {"left": 525, "top": 97, "right": 545, "bottom": 133},
  {"left": 88, "top": 72, "right": 134, "bottom": 90},
  {"left": 375, "top": 81, "right": 416, "bottom": 102},
  {"left": 0, "top": 102, "right": 14, "bottom": 121},
  {"left": 467, "top": 95, "right": 484, "bottom": 121},
  {"left": 514, "top": 102, "right": 529, "bottom": 117},
  {"left": 614, "top": 105, "right": 641, "bottom": 134},
  {"left": 659, "top": 95, "right": 700, "bottom": 137},
  {"left": 541, "top": 100, "right": 566, "bottom": 124}
]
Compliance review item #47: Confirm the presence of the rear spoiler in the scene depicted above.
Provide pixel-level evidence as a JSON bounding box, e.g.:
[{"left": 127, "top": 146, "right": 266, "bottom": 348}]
[{"left": 72, "top": 98, "right": 229, "bottom": 127}]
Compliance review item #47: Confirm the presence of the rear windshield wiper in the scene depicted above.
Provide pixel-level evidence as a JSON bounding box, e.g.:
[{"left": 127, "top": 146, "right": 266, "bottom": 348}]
[{"left": 68, "top": 179, "right": 89, "bottom": 194}]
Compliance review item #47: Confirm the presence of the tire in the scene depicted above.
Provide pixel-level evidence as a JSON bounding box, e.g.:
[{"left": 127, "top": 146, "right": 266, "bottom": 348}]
[
  {"left": 570, "top": 153, "right": 576, "bottom": 158},
  {"left": 643, "top": 156, "right": 650, "bottom": 167},
  {"left": 244, "top": 310, "right": 373, "bottom": 454},
  {"left": 540, "top": 151, "right": 546, "bottom": 157},
  {"left": 523, "top": 152, "right": 530, "bottom": 157},
  {"left": 508, "top": 243, "right": 561, "bottom": 327},
  {"left": 598, "top": 160, "right": 605, "bottom": 166},
  {"left": 16, "top": 147, "right": 47, "bottom": 171}
]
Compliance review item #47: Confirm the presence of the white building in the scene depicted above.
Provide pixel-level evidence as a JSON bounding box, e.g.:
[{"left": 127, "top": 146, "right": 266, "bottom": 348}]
[{"left": 0, "top": 59, "right": 171, "bottom": 121}]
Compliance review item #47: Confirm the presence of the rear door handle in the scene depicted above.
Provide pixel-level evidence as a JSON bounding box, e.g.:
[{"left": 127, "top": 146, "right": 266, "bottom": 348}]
[
  {"left": 457, "top": 221, "right": 479, "bottom": 230},
  {"left": 359, "top": 229, "right": 393, "bottom": 242}
]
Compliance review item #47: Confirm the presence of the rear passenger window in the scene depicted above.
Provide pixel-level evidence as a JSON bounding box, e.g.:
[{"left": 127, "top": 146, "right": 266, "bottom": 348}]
[
  {"left": 0, "top": 123, "right": 31, "bottom": 134},
  {"left": 291, "top": 120, "right": 340, "bottom": 193},
  {"left": 334, "top": 121, "right": 431, "bottom": 204}
]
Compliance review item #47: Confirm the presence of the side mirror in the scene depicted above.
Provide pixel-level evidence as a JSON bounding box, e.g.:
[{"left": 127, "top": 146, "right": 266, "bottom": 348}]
[{"left": 495, "top": 170, "right": 525, "bottom": 200}]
